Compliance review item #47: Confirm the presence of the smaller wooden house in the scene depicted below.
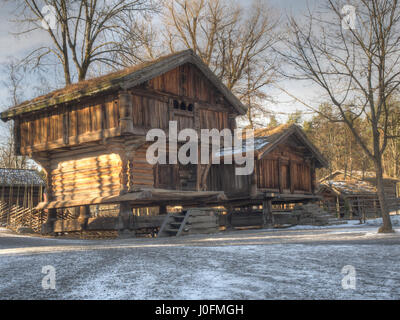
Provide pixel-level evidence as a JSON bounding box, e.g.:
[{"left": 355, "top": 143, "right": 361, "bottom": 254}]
[
  {"left": 209, "top": 124, "right": 328, "bottom": 226},
  {"left": 318, "top": 170, "right": 400, "bottom": 219},
  {"left": 0, "top": 168, "right": 44, "bottom": 207}
]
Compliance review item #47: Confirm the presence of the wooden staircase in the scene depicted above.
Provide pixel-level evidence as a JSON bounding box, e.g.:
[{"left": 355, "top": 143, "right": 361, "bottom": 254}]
[{"left": 158, "top": 208, "right": 219, "bottom": 237}]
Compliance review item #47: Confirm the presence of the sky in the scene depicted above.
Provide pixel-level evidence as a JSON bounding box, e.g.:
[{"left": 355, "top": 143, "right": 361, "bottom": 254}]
[{"left": 0, "top": 0, "right": 322, "bottom": 128}]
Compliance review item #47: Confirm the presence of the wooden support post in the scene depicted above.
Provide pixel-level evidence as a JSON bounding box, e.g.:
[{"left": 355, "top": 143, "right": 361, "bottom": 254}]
[
  {"left": 42, "top": 208, "right": 57, "bottom": 234},
  {"left": 289, "top": 160, "right": 295, "bottom": 194},
  {"left": 159, "top": 205, "right": 167, "bottom": 215},
  {"left": 310, "top": 160, "right": 316, "bottom": 194},
  {"left": 119, "top": 202, "right": 133, "bottom": 231},
  {"left": 349, "top": 198, "right": 353, "bottom": 220},
  {"left": 262, "top": 200, "right": 273, "bottom": 227},
  {"left": 278, "top": 159, "right": 283, "bottom": 194},
  {"left": 225, "top": 204, "right": 234, "bottom": 230},
  {"left": 250, "top": 168, "right": 257, "bottom": 197},
  {"left": 78, "top": 205, "right": 90, "bottom": 231}
]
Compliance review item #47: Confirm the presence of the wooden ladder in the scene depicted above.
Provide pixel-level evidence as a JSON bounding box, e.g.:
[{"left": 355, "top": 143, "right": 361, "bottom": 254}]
[{"left": 158, "top": 210, "right": 191, "bottom": 237}]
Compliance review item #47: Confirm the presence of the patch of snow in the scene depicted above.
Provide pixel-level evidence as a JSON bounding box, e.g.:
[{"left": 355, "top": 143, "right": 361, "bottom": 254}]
[{"left": 364, "top": 215, "right": 400, "bottom": 227}]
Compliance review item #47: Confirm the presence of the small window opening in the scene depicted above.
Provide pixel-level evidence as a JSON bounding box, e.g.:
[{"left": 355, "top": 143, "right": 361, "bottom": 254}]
[
  {"left": 180, "top": 102, "right": 187, "bottom": 110},
  {"left": 187, "top": 103, "right": 194, "bottom": 111},
  {"left": 173, "top": 100, "right": 180, "bottom": 109}
]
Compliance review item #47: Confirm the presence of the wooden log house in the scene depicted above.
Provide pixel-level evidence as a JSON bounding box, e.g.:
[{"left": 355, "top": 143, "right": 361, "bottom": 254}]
[
  {"left": 210, "top": 124, "right": 328, "bottom": 227},
  {"left": 0, "top": 50, "right": 247, "bottom": 234}
]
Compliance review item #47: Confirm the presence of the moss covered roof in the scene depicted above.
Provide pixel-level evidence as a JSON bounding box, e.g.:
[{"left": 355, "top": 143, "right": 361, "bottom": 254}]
[{"left": 1, "top": 50, "right": 247, "bottom": 121}]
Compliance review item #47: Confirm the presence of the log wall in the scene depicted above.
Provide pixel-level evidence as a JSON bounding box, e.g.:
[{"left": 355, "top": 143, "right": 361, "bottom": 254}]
[{"left": 50, "top": 152, "right": 122, "bottom": 201}]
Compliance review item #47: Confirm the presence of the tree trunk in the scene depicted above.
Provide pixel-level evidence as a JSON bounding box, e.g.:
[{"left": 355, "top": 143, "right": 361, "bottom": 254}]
[
  {"left": 374, "top": 160, "right": 394, "bottom": 233},
  {"left": 63, "top": 59, "right": 71, "bottom": 85}
]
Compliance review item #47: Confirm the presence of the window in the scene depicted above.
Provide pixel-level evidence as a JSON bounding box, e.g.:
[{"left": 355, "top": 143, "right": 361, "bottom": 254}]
[{"left": 172, "top": 99, "right": 194, "bottom": 112}]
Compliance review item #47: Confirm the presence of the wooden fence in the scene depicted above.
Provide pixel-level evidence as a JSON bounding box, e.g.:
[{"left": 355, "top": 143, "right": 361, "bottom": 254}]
[
  {"left": 322, "top": 196, "right": 400, "bottom": 220},
  {"left": 0, "top": 201, "right": 47, "bottom": 233}
]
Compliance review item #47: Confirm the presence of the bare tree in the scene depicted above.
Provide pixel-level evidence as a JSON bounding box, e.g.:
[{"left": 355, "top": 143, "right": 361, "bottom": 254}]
[
  {"left": 120, "top": 0, "right": 280, "bottom": 127},
  {"left": 0, "top": 61, "right": 34, "bottom": 169},
  {"left": 11, "top": 0, "right": 157, "bottom": 85},
  {"left": 280, "top": 0, "right": 400, "bottom": 232}
]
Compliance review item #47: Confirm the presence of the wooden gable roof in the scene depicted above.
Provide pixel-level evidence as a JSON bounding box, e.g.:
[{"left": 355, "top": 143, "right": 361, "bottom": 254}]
[
  {"left": 318, "top": 180, "right": 377, "bottom": 197},
  {"left": 1, "top": 50, "right": 247, "bottom": 121},
  {"left": 214, "top": 124, "right": 328, "bottom": 168},
  {"left": 253, "top": 124, "right": 328, "bottom": 168}
]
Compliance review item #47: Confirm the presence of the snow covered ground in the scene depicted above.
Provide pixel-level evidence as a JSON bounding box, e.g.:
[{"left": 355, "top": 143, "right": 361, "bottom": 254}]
[
  {"left": 0, "top": 220, "right": 399, "bottom": 300},
  {"left": 286, "top": 214, "right": 400, "bottom": 230}
]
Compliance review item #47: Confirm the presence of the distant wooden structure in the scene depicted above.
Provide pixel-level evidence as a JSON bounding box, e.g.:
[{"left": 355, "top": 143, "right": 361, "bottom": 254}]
[
  {"left": 209, "top": 124, "right": 328, "bottom": 226},
  {"left": 318, "top": 170, "right": 400, "bottom": 220},
  {"left": 0, "top": 50, "right": 247, "bottom": 234},
  {"left": 0, "top": 168, "right": 44, "bottom": 208},
  {"left": 0, "top": 168, "right": 45, "bottom": 231}
]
